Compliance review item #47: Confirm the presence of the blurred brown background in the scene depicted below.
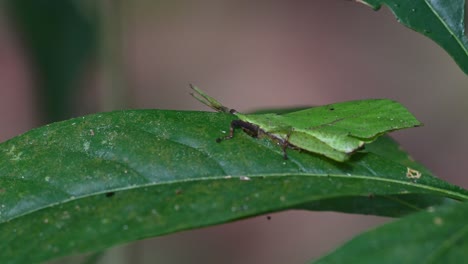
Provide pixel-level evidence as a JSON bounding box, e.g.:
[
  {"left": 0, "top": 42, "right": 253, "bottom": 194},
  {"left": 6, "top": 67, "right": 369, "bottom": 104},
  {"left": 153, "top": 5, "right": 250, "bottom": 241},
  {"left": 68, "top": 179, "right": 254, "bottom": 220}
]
[{"left": 1, "top": 1, "right": 467, "bottom": 263}]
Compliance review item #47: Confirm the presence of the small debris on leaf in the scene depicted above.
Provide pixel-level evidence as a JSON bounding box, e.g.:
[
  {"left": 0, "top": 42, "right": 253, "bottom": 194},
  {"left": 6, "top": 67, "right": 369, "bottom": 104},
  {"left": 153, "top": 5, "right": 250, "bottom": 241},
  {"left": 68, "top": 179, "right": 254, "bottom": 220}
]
[{"left": 406, "top": 167, "right": 422, "bottom": 179}]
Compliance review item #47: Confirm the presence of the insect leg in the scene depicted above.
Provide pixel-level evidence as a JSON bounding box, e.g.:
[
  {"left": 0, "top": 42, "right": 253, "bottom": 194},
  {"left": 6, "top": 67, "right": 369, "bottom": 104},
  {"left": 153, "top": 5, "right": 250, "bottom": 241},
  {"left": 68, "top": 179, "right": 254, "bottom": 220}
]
[
  {"left": 281, "top": 131, "right": 293, "bottom": 160},
  {"left": 216, "top": 120, "right": 259, "bottom": 142},
  {"left": 216, "top": 120, "right": 238, "bottom": 142}
]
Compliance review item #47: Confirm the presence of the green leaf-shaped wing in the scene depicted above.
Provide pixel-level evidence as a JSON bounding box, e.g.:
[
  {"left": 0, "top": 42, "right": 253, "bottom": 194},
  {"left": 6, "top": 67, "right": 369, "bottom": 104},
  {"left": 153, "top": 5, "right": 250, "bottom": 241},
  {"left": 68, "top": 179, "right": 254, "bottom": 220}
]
[{"left": 239, "top": 99, "right": 421, "bottom": 161}]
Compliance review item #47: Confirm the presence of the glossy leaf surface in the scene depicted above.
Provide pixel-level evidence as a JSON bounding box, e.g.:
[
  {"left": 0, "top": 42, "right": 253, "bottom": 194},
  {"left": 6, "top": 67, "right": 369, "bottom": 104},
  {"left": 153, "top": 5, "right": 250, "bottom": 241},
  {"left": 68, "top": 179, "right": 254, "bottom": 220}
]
[
  {"left": 314, "top": 200, "right": 468, "bottom": 263},
  {"left": 0, "top": 110, "right": 466, "bottom": 263}
]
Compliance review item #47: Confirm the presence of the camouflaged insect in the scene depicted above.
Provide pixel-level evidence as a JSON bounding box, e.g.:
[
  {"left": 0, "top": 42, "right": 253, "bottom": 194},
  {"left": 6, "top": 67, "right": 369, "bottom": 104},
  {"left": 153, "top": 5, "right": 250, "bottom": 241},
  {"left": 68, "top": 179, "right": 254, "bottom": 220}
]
[{"left": 190, "top": 85, "right": 421, "bottom": 162}]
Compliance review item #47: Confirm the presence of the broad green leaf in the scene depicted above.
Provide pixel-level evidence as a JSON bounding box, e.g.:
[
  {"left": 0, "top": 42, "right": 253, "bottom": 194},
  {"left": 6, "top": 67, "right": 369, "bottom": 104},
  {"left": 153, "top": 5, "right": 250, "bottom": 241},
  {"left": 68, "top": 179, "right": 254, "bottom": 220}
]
[
  {"left": 0, "top": 110, "right": 466, "bottom": 263},
  {"left": 361, "top": 0, "right": 468, "bottom": 74},
  {"left": 314, "top": 200, "right": 468, "bottom": 263}
]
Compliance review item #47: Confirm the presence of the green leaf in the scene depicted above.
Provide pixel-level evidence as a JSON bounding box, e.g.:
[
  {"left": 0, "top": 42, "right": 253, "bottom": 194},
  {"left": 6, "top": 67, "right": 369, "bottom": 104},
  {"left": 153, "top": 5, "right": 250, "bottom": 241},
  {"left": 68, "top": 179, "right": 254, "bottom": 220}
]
[
  {"left": 0, "top": 110, "right": 466, "bottom": 263},
  {"left": 361, "top": 0, "right": 468, "bottom": 74},
  {"left": 6, "top": 0, "right": 97, "bottom": 122},
  {"left": 313, "top": 200, "right": 468, "bottom": 263}
]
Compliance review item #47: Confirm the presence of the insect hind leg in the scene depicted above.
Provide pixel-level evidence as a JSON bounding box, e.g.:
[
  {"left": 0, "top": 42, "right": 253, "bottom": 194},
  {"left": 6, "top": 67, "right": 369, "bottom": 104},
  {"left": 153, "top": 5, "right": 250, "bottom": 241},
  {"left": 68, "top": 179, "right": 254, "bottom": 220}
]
[{"left": 280, "top": 131, "right": 294, "bottom": 160}]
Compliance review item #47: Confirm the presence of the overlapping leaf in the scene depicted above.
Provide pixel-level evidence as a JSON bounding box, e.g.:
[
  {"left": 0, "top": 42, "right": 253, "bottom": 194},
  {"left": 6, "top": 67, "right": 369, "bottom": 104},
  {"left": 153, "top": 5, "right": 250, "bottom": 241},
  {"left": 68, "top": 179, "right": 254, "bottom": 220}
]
[
  {"left": 314, "top": 200, "right": 468, "bottom": 263},
  {"left": 361, "top": 0, "right": 468, "bottom": 74}
]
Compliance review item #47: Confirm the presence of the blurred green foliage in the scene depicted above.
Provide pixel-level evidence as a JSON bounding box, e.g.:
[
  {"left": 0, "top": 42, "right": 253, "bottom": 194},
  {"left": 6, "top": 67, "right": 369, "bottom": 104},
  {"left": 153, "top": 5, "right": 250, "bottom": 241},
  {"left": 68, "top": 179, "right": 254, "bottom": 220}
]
[{"left": 6, "top": 0, "right": 97, "bottom": 123}]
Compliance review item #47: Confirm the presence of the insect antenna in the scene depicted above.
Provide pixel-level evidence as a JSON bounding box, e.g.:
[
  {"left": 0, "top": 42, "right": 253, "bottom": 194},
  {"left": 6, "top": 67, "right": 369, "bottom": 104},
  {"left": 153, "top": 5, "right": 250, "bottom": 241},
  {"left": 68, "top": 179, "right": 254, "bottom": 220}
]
[{"left": 189, "top": 84, "right": 233, "bottom": 113}]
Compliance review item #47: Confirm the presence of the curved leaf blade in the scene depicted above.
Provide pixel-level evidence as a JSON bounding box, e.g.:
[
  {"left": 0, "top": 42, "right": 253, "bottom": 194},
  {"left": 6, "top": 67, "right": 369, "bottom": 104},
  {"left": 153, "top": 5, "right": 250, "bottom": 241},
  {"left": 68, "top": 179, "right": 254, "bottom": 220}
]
[
  {"left": 361, "top": 0, "right": 468, "bottom": 74},
  {"left": 314, "top": 200, "right": 468, "bottom": 263},
  {"left": 0, "top": 110, "right": 466, "bottom": 263}
]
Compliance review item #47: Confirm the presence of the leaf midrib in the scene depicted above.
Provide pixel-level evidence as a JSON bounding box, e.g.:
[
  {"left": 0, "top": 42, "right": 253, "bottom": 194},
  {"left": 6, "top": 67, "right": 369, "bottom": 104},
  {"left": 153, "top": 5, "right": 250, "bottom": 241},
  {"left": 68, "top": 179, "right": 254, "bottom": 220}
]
[
  {"left": 422, "top": 0, "right": 468, "bottom": 55},
  {"left": 3, "top": 172, "right": 467, "bottom": 224}
]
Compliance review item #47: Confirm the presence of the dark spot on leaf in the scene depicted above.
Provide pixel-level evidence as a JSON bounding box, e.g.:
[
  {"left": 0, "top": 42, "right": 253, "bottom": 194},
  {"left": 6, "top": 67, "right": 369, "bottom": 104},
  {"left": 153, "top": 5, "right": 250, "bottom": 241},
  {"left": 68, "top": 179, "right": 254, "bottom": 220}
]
[
  {"left": 105, "top": 192, "right": 115, "bottom": 198},
  {"left": 329, "top": 107, "right": 335, "bottom": 111},
  {"left": 175, "top": 189, "right": 182, "bottom": 195},
  {"left": 368, "top": 193, "right": 375, "bottom": 199}
]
